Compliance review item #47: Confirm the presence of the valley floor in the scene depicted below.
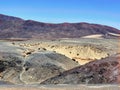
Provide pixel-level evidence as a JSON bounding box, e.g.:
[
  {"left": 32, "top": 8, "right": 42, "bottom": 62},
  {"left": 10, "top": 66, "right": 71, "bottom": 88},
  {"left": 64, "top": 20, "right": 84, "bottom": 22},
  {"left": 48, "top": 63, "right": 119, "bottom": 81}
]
[
  {"left": 0, "top": 85, "right": 120, "bottom": 90},
  {"left": 0, "top": 38, "right": 120, "bottom": 86}
]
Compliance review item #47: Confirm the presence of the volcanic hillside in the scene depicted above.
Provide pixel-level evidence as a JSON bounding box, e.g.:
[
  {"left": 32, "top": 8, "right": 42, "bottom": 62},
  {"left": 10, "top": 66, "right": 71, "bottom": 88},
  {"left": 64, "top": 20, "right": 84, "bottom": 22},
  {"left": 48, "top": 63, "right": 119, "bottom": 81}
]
[{"left": 0, "top": 14, "right": 120, "bottom": 39}]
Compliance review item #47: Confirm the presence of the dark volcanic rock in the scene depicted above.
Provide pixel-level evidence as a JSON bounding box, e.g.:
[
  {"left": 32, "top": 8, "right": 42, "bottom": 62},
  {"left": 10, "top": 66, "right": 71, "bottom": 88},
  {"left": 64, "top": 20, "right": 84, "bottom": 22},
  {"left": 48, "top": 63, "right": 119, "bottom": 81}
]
[
  {"left": 41, "top": 54, "right": 120, "bottom": 84},
  {"left": 21, "top": 63, "right": 64, "bottom": 84},
  {"left": 0, "top": 51, "right": 79, "bottom": 84},
  {"left": 0, "top": 53, "right": 24, "bottom": 84},
  {"left": 0, "top": 14, "right": 120, "bottom": 39},
  {"left": 20, "top": 52, "right": 79, "bottom": 84}
]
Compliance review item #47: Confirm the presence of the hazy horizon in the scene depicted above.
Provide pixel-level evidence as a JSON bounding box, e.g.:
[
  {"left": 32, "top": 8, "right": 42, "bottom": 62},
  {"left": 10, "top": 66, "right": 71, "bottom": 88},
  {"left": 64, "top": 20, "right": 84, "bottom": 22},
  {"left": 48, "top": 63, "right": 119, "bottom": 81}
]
[{"left": 0, "top": 0, "right": 120, "bottom": 29}]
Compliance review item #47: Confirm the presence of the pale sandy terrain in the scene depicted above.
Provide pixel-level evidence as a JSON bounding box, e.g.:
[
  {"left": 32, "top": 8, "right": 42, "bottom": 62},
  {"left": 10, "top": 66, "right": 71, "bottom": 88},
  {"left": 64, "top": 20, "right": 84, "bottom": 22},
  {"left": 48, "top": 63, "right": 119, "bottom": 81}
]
[
  {"left": 108, "top": 32, "right": 120, "bottom": 37},
  {"left": 81, "top": 33, "right": 120, "bottom": 39},
  {"left": 0, "top": 85, "right": 120, "bottom": 90},
  {"left": 13, "top": 38, "right": 119, "bottom": 65},
  {"left": 81, "top": 34, "right": 104, "bottom": 38}
]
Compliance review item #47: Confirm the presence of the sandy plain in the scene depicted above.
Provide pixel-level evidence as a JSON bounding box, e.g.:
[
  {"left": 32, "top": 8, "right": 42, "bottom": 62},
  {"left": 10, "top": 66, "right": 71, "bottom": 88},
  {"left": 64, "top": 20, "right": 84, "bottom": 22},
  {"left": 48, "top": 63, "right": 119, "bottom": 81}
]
[{"left": 0, "top": 85, "right": 120, "bottom": 90}]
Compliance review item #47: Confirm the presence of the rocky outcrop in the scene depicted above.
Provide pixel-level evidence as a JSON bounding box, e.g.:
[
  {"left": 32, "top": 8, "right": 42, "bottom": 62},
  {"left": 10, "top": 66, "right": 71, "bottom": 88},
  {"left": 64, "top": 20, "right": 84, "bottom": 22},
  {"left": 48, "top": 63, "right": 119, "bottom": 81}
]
[
  {"left": 20, "top": 52, "right": 79, "bottom": 84},
  {"left": 41, "top": 54, "right": 120, "bottom": 84},
  {"left": 0, "top": 53, "right": 24, "bottom": 84},
  {"left": 0, "top": 51, "right": 79, "bottom": 84}
]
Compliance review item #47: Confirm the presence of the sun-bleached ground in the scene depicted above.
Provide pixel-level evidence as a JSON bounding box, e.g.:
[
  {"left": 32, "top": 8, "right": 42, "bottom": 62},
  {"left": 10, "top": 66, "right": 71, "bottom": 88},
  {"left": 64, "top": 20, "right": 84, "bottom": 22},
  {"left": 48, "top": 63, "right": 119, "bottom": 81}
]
[
  {"left": 0, "top": 85, "right": 120, "bottom": 90},
  {"left": 81, "top": 34, "right": 104, "bottom": 38},
  {"left": 11, "top": 38, "right": 119, "bottom": 65}
]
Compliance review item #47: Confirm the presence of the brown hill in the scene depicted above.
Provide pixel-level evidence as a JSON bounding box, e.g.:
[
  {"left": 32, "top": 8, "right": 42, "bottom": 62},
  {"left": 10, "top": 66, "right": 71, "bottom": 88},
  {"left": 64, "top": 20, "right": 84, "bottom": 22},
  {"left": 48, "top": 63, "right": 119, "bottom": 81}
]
[
  {"left": 0, "top": 14, "right": 120, "bottom": 39},
  {"left": 41, "top": 54, "right": 120, "bottom": 84}
]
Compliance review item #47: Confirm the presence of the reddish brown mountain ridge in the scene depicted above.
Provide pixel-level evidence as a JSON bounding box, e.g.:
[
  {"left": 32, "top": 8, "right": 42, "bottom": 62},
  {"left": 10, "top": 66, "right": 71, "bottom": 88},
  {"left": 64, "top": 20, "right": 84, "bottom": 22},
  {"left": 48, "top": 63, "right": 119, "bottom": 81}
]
[{"left": 0, "top": 14, "right": 120, "bottom": 39}]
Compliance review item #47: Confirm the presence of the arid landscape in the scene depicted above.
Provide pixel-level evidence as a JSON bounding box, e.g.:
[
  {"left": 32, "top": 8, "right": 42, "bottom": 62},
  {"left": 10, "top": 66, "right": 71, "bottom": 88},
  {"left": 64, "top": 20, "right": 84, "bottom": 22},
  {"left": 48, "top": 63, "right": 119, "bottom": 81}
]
[
  {"left": 0, "top": 37, "right": 120, "bottom": 89},
  {"left": 0, "top": 14, "right": 120, "bottom": 89}
]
